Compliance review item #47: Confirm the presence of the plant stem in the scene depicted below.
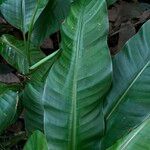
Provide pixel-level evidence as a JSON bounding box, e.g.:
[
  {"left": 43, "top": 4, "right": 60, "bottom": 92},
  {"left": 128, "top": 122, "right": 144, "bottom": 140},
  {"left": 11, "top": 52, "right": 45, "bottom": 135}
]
[
  {"left": 26, "top": 6, "right": 38, "bottom": 66},
  {"left": 29, "top": 49, "right": 60, "bottom": 70},
  {"left": 23, "top": 32, "right": 27, "bottom": 50}
]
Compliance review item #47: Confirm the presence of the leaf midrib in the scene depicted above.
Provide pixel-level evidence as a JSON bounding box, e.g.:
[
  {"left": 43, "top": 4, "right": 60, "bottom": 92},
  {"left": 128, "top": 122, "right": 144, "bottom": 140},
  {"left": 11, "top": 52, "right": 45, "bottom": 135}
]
[
  {"left": 2, "top": 36, "right": 26, "bottom": 57},
  {"left": 120, "top": 116, "right": 150, "bottom": 150},
  {"left": 106, "top": 60, "right": 150, "bottom": 120},
  {"left": 68, "top": 3, "right": 85, "bottom": 149}
]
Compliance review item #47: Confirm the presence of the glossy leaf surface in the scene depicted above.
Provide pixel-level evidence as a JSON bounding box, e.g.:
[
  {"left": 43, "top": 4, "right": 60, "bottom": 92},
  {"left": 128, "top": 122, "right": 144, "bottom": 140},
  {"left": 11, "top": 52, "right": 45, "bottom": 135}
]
[
  {"left": 0, "top": 35, "right": 45, "bottom": 74},
  {"left": 23, "top": 50, "right": 61, "bottom": 133},
  {"left": 102, "top": 20, "right": 150, "bottom": 149},
  {"left": 0, "top": 0, "right": 48, "bottom": 33},
  {"left": 31, "top": 0, "right": 70, "bottom": 45},
  {"left": 43, "top": 0, "right": 112, "bottom": 149},
  {"left": 107, "top": 118, "right": 150, "bottom": 150},
  {"left": 23, "top": 130, "right": 48, "bottom": 150},
  {"left": 0, "top": 84, "right": 18, "bottom": 133}
]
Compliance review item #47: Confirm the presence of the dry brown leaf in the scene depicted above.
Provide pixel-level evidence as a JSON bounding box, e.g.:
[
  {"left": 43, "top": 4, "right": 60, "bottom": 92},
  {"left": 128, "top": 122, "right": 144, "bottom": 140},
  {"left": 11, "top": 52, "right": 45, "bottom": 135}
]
[
  {"left": 117, "top": 21, "right": 136, "bottom": 50},
  {"left": 0, "top": 73, "right": 20, "bottom": 83}
]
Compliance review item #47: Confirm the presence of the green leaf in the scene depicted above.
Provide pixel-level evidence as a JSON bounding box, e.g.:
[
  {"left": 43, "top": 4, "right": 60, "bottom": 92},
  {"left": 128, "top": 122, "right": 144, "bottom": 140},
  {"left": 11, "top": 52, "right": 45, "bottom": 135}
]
[
  {"left": 0, "top": 84, "right": 18, "bottom": 133},
  {"left": 107, "top": 118, "right": 150, "bottom": 150},
  {"left": 0, "top": 35, "right": 29, "bottom": 74},
  {"left": 0, "top": 0, "right": 48, "bottom": 33},
  {"left": 0, "top": 0, "right": 5, "bottom": 5},
  {"left": 43, "top": 0, "right": 112, "bottom": 149},
  {"left": 107, "top": 0, "right": 117, "bottom": 7},
  {"left": 23, "top": 50, "right": 61, "bottom": 133},
  {"left": 0, "top": 34, "right": 45, "bottom": 74},
  {"left": 31, "top": 0, "right": 71, "bottom": 45},
  {"left": 23, "top": 130, "right": 48, "bottom": 150},
  {"left": 23, "top": 82, "right": 46, "bottom": 133},
  {"left": 102, "top": 20, "right": 150, "bottom": 149}
]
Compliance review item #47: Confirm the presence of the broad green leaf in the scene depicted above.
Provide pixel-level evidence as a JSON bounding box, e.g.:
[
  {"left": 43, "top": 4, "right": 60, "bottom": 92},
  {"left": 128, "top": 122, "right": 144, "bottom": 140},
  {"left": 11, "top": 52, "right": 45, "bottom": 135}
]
[
  {"left": 0, "top": 0, "right": 48, "bottom": 33},
  {"left": 107, "top": 0, "right": 117, "bottom": 7},
  {"left": 0, "top": 84, "right": 18, "bottom": 133},
  {"left": 0, "top": 1, "right": 2, "bottom": 4},
  {"left": 31, "top": 0, "right": 71, "bottom": 45},
  {"left": 23, "top": 130, "right": 48, "bottom": 150},
  {"left": 102, "top": 20, "right": 150, "bottom": 149},
  {"left": 0, "top": 35, "right": 45, "bottom": 74},
  {"left": 23, "top": 82, "right": 46, "bottom": 133},
  {"left": 0, "top": 35, "right": 29, "bottom": 74},
  {"left": 23, "top": 50, "right": 61, "bottom": 133},
  {"left": 43, "top": 0, "right": 112, "bottom": 149},
  {"left": 107, "top": 118, "right": 150, "bottom": 150}
]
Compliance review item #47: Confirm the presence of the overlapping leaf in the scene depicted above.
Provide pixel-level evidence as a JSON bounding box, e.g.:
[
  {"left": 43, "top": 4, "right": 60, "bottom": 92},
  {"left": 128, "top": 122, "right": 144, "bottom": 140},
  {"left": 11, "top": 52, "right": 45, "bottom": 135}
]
[
  {"left": 0, "top": 0, "right": 48, "bottom": 33},
  {"left": 23, "top": 50, "right": 61, "bottom": 133},
  {"left": 23, "top": 130, "right": 48, "bottom": 150},
  {"left": 42, "top": 0, "right": 112, "bottom": 149},
  {"left": 0, "top": 35, "right": 45, "bottom": 74},
  {"left": 107, "top": 0, "right": 117, "bottom": 7},
  {"left": 107, "top": 118, "right": 150, "bottom": 150},
  {"left": 0, "top": 83, "right": 18, "bottom": 133},
  {"left": 102, "top": 20, "right": 150, "bottom": 149},
  {"left": 31, "top": 0, "right": 116, "bottom": 46},
  {"left": 31, "top": 0, "right": 71, "bottom": 45}
]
